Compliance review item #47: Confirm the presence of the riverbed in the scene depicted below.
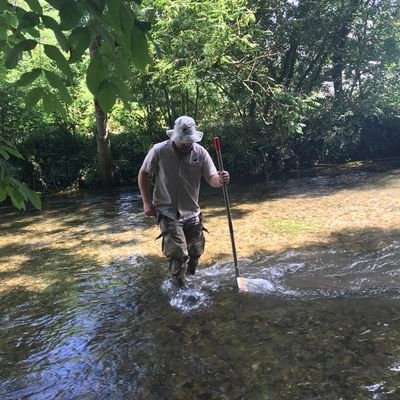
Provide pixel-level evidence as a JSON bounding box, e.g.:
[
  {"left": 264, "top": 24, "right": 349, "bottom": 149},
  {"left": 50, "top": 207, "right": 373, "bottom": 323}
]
[{"left": 1, "top": 161, "right": 400, "bottom": 399}]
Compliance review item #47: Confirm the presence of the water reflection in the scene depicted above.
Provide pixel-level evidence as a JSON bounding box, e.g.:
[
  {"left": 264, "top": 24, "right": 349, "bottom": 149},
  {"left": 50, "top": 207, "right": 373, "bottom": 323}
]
[{"left": 2, "top": 165, "right": 400, "bottom": 399}]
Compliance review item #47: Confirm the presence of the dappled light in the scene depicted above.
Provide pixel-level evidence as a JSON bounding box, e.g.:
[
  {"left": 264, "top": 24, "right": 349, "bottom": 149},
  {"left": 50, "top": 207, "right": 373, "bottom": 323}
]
[{"left": 2, "top": 164, "right": 400, "bottom": 294}]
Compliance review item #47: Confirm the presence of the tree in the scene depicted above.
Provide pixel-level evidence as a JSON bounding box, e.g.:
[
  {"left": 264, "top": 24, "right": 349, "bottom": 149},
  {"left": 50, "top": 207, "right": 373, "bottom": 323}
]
[
  {"left": 0, "top": 136, "right": 41, "bottom": 209},
  {"left": 0, "top": 0, "right": 151, "bottom": 189}
]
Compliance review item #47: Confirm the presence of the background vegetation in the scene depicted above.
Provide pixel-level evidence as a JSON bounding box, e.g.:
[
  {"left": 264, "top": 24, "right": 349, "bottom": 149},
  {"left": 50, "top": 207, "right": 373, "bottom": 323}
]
[{"left": 1, "top": 0, "right": 399, "bottom": 206}]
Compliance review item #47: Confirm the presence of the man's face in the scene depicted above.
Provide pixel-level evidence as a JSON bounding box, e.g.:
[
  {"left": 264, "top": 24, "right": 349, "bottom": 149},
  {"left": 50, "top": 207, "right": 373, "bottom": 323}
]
[{"left": 174, "top": 141, "right": 193, "bottom": 153}]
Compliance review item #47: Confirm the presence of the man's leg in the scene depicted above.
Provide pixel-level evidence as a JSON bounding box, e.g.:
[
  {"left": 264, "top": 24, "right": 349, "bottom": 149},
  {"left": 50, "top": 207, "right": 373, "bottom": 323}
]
[
  {"left": 184, "top": 218, "right": 205, "bottom": 275},
  {"left": 159, "top": 217, "right": 189, "bottom": 287}
]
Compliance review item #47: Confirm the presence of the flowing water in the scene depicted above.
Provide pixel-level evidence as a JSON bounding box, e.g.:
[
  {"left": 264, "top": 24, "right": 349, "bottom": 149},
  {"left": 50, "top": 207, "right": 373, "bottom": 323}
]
[{"left": 2, "top": 162, "right": 400, "bottom": 399}]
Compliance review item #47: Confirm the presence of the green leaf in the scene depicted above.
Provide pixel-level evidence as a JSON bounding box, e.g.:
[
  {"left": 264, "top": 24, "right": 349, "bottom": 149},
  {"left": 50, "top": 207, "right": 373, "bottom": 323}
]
[
  {"left": 113, "top": 51, "right": 131, "bottom": 78},
  {"left": 41, "top": 15, "right": 59, "bottom": 30},
  {"left": 2, "top": 145, "right": 23, "bottom": 159},
  {"left": 90, "top": 18, "right": 114, "bottom": 48},
  {"left": 42, "top": 91, "right": 57, "bottom": 113},
  {"left": 110, "top": 76, "right": 130, "bottom": 103},
  {"left": 0, "top": 15, "right": 8, "bottom": 27},
  {"left": 5, "top": 39, "right": 37, "bottom": 69},
  {"left": 0, "top": 160, "right": 7, "bottom": 180},
  {"left": 41, "top": 15, "right": 69, "bottom": 52},
  {"left": 0, "top": 185, "right": 6, "bottom": 202},
  {"left": 83, "top": 0, "right": 104, "bottom": 17},
  {"left": 27, "top": 189, "right": 41, "bottom": 210},
  {"left": 42, "top": 92, "right": 67, "bottom": 118},
  {"left": 0, "top": 147, "right": 9, "bottom": 160},
  {"left": 15, "top": 68, "right": 42, "bottom": 86},
  {"left": 97, "top": 80, "right": 117, "bottom": 113},
  {"left": 59, "top": 1, "right": 82, "bottom": 30},
  {"left": 120, "top": 5, "right": 133, "bottom": 49},
  {"left": 0, "top": 173, "right": 10, "bottom": 187},
  {"left": 0, "top": 10, "right": 18, "bottom": 29},
  {"left": 24, "top": 27, "right": 40, "bottom": 38},
  {"left": 24, "top": 0, "right": 43, "bottom": 14},
  {"left": 11, "top": 179, "right": 29, "bottom": 200},
  {"left": 44, "top": 44, "right": 72, "bottom": 77},
  {"left": 25, "top": 86, "right": 44, "bottom": 107},
  {"left": 0, "top": 163, "right": 7, "bottom": 180},
  {"left": 52, "top": 96, "right": 67, "bottom": 118},
  {"left": 91, "top": 0, "right": 106, "bottom": 13},
  {"left": 105, "top": 0, "right": 121, "bottom": 30},
  {"left": 54, "top": 29, "right": 70, "bottom": 52},
  {"left": 0, "top": 136, "right": 14, "bottom": 146},
  {"left": 131, "top": 25, "right": 151, "bottom": 70},
  {"left": 10, "top": 188, "right": 26, "bottom": 210},
  {"left": 0, "top": 0, "right": 12, "bottom": 11},
  {"left": 86, "top": 54, "right": 106, "bottom": 94},
  {"left": 0, "top": 27, "right": 7, "bottom": 41},
  {"left": 46, "top": 0, "right": 64, "bottom": 10},
  {"left": 44, "top": 70, "right": 72, "bottom": 104},
  {"left": 18, "top": 11, "right": 40, "bottom": 29},
  {"left": 69, "top": 27, "right": 91, "bottom": 63}
]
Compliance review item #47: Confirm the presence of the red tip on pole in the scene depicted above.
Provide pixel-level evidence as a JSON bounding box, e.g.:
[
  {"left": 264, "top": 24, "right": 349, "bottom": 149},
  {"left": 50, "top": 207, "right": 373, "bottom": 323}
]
[{"left": 212, "top": 136, "right": 221, "bottom": 152}]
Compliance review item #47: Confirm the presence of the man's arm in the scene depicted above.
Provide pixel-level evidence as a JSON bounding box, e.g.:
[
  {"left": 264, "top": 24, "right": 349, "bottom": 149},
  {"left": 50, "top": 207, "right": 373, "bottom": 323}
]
[
  {"left": 138, "top": 168, "right": 157, "bottom": 216},
  {"left": 207, "top": 170, "right": 230, "bottom": 188}
]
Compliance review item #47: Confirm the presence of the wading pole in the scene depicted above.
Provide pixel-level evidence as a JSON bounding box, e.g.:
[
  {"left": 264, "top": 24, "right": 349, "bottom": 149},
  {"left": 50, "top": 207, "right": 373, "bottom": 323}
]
[{"left": 212, "top": 137, "right": 240, "bottom": 286}]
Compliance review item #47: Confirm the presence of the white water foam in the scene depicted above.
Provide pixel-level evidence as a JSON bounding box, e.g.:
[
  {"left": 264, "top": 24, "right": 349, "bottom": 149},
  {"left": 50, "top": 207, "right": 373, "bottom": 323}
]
[
  {"left": 162, "top": 241, "right": 400, "bottom": 309},
  {"left": 249, "top": 244, "right": 400, "bottom": 299},
  {"left": 161, "top": 279, "right": 211, "bottom": 314}
]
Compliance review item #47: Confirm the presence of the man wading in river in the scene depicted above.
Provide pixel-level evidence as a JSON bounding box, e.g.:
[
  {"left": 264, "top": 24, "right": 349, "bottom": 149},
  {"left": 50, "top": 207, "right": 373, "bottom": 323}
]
[{"left": 138, "top": 116, "right": 230, "bottom": 288}]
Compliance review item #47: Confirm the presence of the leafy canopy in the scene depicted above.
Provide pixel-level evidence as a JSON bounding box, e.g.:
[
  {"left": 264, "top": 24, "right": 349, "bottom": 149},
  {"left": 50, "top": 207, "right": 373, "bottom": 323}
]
[{"left": 0, "top": 0, "right": 152, "bottom": 114}]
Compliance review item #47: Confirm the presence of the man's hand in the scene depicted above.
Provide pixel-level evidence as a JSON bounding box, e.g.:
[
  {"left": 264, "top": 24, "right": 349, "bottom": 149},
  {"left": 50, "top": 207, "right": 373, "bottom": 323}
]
[
  {"left": 143, "top": 201, "right": 156, "bottom": 217},
  {"left": 218, "top": 170, "right": 230, "bottom": 185}
]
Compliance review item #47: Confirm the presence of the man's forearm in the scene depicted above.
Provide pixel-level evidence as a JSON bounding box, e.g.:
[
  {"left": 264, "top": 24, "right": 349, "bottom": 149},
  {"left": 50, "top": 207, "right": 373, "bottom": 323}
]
[
  {"left": 208, "top": 171, "right": 230, "bottom": 188},
  {"left": 208, "top": 173, "right": 223, "bottom": 188}
]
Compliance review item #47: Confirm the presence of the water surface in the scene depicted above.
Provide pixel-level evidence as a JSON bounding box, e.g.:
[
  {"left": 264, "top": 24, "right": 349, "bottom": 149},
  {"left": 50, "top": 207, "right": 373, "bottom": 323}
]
[{"left": 1, "top": 163, "right": 400, "bottom": 399}]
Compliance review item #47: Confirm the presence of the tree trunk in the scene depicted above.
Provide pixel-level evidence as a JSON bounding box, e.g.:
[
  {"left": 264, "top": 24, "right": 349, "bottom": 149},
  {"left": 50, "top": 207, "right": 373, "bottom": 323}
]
[
  {"left": 332, "top": 49, "right": 345, "bottom": 97},
  {"left": 331, "top": 0, "right": 362, "bottom": 97},
  {"left": 163, "top": 86, "right": 173, "bottom": 128},
  {"left": 194, "top": 84, "right": 199, "bottom": 121},
  {"left": 94, "top": 98, "right": 114, "bottom": 188},
  {"left": 90, "top": 36, "right": 114, "bottom": 189},
  {"left": 280, "top": 40, "right": 298, "bottom": 87}
]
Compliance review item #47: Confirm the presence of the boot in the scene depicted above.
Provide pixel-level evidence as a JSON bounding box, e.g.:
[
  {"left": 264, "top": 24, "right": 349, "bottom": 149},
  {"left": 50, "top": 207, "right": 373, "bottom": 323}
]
[
  {"left": 187, "top": 257, "right": 199, "bottom": 275},
  {"left": 169, "top": 258, "right": 187, "bottom": 288},
  {"left": 171, "top": 274, "right": 186, "bottom": 289}
]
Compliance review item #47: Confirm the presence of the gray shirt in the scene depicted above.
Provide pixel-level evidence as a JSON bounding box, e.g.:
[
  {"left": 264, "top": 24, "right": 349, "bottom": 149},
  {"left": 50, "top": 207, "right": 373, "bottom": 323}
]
[{"left": 140, "top": 140, "right": 218, "bottom": 220}]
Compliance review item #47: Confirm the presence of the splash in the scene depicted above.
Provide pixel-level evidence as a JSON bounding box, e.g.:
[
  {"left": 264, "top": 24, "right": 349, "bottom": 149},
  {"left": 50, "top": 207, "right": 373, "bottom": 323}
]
[
  {"left": 160, "top": 241, "right": 400, "bottom": 307},
  {"left": 161, "top": 279, "right": 211, "bottom": 314}
]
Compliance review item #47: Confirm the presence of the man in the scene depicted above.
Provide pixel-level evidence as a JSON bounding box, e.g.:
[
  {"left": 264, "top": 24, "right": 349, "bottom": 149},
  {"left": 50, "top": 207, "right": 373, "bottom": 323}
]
[{"left": 138, "top": 115, "right": 230, "bottom": 288}]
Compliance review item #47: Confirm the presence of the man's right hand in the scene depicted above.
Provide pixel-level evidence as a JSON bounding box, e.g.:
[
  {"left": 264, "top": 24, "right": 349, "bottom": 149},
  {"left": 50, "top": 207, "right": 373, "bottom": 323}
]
[{"left": 144, "top": 202, "right": 156, "bottom": 217}]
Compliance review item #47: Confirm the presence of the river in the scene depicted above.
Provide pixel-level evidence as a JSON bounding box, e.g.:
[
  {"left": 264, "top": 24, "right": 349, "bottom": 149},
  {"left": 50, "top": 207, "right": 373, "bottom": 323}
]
[{"left": 1, "top": 161, "right": 400, "bottom": 399}]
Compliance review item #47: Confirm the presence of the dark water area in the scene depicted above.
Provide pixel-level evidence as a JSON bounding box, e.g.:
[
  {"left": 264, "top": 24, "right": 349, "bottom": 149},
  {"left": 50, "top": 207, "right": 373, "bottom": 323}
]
[{"left": 1, "top": 164, "right": 400, "bottom": 399}]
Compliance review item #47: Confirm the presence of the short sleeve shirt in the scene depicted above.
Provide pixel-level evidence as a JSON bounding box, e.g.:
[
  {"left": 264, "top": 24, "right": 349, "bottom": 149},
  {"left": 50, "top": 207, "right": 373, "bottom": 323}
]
[{"left": 140, "top": 140, "right": 218, "bottom": 220}]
